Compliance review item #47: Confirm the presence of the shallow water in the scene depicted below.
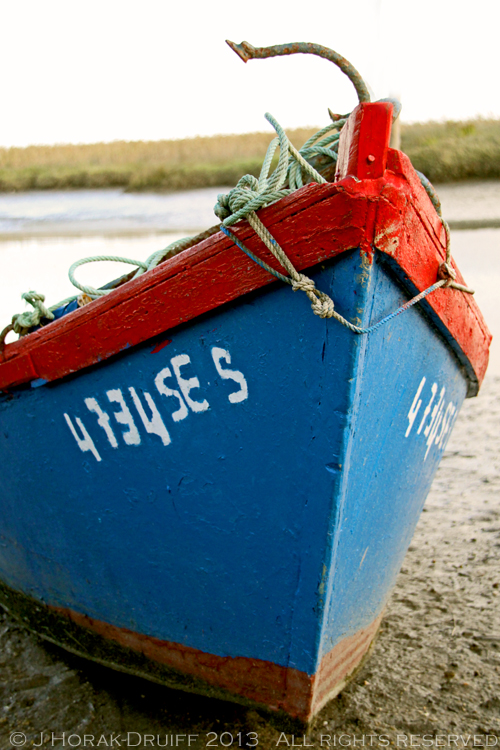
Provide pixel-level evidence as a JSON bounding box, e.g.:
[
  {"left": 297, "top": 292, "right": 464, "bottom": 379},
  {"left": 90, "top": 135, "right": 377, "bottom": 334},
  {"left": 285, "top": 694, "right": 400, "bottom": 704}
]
[
  {"left": 0, "top": 187, "right": 223, "bottom": 346},
  {"left": 436, "top": 180, "right": 500, "bottom": 224},
  {"left": 0, "top": 232, "right": 188, "bottom": 331},
  {"left": 0, "top": 187, "right": 226, "bottom": 236},
  {"left": 1, "top": 181, "right": 499, "bottom": 236},
  {"left": 449, "top": 228, "right": 500, "bottom": 374}
]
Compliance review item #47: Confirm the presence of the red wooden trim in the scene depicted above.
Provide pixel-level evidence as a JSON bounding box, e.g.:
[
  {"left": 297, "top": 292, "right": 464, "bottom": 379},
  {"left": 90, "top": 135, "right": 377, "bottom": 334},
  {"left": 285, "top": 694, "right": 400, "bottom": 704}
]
[
  {"left": 0, "top": 138, "right": 491, "bottom": 392},
  {"left": 0, "top": 352, "right": 38, "bottom": 390},
  {"left": 336, "top": 102, "right": 393, "bottom": 180},
  {"left": 0, "top": 187, "right": 369, "bottom": 389},
  {"left": 380, "top": 150, "right": 491, "bottom": 385}
]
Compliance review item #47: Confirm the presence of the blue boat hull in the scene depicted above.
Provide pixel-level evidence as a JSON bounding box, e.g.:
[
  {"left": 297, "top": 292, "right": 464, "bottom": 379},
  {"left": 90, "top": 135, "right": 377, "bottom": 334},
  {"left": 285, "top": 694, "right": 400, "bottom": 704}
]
[{"left": 0, "top": 247, "right": 468, "bottom": 718}]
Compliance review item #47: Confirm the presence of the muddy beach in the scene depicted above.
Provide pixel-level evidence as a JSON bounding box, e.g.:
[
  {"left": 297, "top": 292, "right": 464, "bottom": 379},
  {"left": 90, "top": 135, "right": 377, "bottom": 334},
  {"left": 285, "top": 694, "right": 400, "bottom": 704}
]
[{"left": 0, "top": 372, "right": 498, "bottom": 749}]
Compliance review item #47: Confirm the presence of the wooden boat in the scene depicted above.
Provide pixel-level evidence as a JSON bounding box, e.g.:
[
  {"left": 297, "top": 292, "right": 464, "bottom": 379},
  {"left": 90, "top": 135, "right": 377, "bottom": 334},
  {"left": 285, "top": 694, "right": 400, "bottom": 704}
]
[{"left": 0, "top": 44, "right": 491, "bottom": 723}]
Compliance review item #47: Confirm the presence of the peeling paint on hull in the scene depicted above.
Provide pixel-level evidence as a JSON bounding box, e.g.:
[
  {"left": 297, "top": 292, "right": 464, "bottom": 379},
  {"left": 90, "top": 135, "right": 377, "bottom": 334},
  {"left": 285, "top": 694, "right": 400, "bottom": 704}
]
[{"left": 0, "top": 580, "right": 382, "bottom": 722}]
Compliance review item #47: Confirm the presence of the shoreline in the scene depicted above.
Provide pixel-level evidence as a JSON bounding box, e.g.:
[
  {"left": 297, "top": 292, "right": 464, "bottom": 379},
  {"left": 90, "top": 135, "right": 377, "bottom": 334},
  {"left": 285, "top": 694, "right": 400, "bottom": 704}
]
[
  {"left": 1, "top": 218, "right": 500, "bottom": 241},
  {"left": 0, "top": 225, "right": 208, "bottom": 240}
]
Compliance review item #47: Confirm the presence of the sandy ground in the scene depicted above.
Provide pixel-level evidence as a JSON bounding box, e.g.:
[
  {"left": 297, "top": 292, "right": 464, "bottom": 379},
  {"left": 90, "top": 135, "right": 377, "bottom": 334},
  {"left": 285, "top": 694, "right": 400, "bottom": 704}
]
[{"left": 0, "top": 375, "right": 499, "bottom": 749}]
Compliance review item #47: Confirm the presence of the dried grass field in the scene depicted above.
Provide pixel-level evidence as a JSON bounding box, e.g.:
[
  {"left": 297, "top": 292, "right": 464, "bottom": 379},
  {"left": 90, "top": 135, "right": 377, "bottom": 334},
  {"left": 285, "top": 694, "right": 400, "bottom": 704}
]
[{"left": 0, "top": 118, "right": 499, "bottom": 193}]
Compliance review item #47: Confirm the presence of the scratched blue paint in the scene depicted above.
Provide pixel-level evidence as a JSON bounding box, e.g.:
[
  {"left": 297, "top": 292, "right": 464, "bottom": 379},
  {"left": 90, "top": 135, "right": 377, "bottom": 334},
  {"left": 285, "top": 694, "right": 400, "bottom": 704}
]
[
  {"left": 30, "top": 378, "right": 49, "bottom": 388},
  {"left": 316, "top": 257, "right": 467, "bottom": 664},
  {"left": 0, "top": 249, "right": 468, "bottom": 677}
]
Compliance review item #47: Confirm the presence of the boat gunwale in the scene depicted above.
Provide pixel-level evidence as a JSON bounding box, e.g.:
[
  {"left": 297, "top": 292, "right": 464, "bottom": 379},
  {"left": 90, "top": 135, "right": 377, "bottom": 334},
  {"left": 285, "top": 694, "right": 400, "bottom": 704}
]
[{"left": 0, "top": 156, "right": 491, "bottom": 394}]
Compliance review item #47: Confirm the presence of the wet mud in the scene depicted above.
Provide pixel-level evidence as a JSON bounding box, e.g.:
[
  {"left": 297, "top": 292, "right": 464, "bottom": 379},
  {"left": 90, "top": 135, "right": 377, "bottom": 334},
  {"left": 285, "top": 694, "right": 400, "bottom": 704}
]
[{"left": 1, "top": 377, "right": 499, "bottom": 749}]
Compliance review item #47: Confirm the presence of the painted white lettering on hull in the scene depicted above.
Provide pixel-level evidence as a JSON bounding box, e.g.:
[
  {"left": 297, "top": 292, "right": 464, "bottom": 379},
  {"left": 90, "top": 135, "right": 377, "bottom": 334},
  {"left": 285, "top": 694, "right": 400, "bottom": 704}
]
[
  {"left": 85, "top": 397, "right": 118, "bottom": 447},
  {"left": 405, "top": 377, "right": 426, "bottom": 438},
  {"left": 65, "top": 346, "right": 248, "bottom": 461},
  {"left": 170, "top": 354, "right": 209, "bottom": 413},
  {"left": 64, "top": 414, "right": 101, "bottom": 462},
  {"left": 129, "top": 387, "right": 171, "bottom": 446},
  {"left": 107, "top": 389, "right": 141, "bottom": 446},
  {"left": 154, "top": 367, "right": 189, "bottom": 422},
  {"left": 405, "top": 377, "right": 459, "bottom": 461},
  {"left": 211, "top": 347, "right": 248, "bottom": 404}
]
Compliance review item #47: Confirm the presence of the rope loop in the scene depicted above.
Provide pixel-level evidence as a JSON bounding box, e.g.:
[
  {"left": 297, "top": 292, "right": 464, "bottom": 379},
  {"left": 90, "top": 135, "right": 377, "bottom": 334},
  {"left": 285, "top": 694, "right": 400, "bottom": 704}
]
[
  {"left": 3, "top": 108, "right": 347, "bottom": 342},
  {"left": 69, "top": 256, "right": 149, "bottom": 298},
  {"left": 2, "top": 39, "right": 474, "bottom": 345},
  {"left": 215, "top": 111, "right": 475, "bottom": 328}
]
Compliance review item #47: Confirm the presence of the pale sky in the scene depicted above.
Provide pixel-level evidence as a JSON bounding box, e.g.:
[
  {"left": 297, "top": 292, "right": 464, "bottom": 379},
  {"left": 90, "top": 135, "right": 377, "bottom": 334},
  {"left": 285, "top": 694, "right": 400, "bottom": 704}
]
[{"left": 1, "top": 0, "right": 499, "bottom": 148}]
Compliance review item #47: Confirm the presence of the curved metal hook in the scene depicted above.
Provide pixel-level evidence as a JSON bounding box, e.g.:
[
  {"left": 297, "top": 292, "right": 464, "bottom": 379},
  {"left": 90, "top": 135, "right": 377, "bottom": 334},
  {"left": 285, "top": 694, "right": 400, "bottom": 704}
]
[{"left": 226, "top": 40, "right": 370, "bottom": 105}]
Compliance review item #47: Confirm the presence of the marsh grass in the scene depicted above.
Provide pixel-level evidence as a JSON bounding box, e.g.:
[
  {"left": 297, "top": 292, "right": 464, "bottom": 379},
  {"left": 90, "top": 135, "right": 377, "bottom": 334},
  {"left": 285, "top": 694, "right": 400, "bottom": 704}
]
[
  {"left": 400, "top": 118, "right": 500, "bottom": 182},
  {"left": 0, "top": 129, "right": 315, "bottom": 193},
  {"left": 0, "top": 119, "right": 498, "bottom": 192}
]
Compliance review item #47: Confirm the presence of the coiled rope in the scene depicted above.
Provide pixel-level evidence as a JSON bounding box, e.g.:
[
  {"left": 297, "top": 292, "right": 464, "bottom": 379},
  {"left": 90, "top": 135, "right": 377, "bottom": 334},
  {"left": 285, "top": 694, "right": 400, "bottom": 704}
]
[
  {"left": 213, "top": 109, "right": 474, "bottom": 333},
  {"left": 0, "top": 40, "right": 474, "bottom": 353},
  {"left": 213, "top": 42, "right": 473, "bottom": 331}
]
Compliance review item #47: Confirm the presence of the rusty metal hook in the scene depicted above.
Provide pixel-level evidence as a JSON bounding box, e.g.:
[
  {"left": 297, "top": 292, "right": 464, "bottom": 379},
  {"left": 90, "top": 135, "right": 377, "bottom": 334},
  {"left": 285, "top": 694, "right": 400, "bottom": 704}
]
[{"left": 226, "top": 40, "right": 370, "bottom": 105}]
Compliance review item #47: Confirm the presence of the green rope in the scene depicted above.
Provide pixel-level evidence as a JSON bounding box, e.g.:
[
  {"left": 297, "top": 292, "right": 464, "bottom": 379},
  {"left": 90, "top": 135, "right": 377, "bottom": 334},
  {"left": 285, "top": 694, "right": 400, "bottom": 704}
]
[
  {"left": 68, "top": 236, "right": 196, "bottom": 299},
  {"left": 214, "top": 112, "right": 329, "bottom": 227},
  {"left": 69, "top": 256, "right": 148, "bottom": 297},
  {"left": 0, "top": 91, "right": 471, "bottom": 349},
  {"left": 0, "top": 234, "right": 197, "bottom": 349},
  {"left": 213, "top": 114, "right": 474, "bottom": 329},
  {"left": 1, "top": 104, "right": 338, "bottom": 349},
  {"left": 10, "top": 292, "right": 55, "bottom": 335},
  {"left": 0, "top": 39, "right": 419, "bottom": 347}
]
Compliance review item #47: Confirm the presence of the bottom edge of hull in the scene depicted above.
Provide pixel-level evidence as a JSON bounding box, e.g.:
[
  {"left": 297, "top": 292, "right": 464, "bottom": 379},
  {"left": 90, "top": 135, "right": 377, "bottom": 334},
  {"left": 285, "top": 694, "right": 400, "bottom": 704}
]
[{"left": 0, "top": 580, "right": 382, "bottom": 722}]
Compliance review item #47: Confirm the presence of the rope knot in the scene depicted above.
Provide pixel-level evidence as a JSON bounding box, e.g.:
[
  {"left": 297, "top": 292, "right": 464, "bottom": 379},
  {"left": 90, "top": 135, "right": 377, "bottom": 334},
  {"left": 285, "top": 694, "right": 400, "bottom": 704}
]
[
  {"left": 310, "top": 290, "right": 335, "bottom": 319},
  {"left": 215, "top": 172, "right": 289, "bottom": 227},
  {"left": 11, "top": 290, "right": 55, "bottom": 336},
  {"left": 214, "top": 192, "right": 232, "bottom": 221},
  {"left": 438, "top": 261, "right": 457, "bottom": 287},
  {"left": 291, "top": 275, "right": 335, "bottom": 318},
  {"left": 291, "top": 273, "right": 317, "bottom": 294}
]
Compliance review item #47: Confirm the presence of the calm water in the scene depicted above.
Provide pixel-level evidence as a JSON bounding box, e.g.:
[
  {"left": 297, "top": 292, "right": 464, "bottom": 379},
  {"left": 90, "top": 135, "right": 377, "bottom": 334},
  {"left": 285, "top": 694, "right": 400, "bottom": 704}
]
[
  {"left": 434, "top": 180, "right": 500, "bottom": 224},
  {"left": 0, "top": 184, "right": 498, "bottom": 374},
  {"left": 0, "top": 186, "right": 226, "bottom": 236}
]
